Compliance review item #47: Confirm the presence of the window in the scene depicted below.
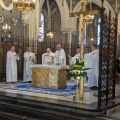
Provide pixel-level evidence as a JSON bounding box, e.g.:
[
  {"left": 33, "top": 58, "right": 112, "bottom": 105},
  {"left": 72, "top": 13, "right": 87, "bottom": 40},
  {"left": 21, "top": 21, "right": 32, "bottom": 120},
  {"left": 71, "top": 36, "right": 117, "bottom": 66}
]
[
  {"left": 38, "top": 13, "right": 44, "bottom": 42},
  {"left": 79, "top": 24, "right": 86, "bottom": 45},
  {"left": 96, "top": 18, "right": 101, "bottom": 45}
]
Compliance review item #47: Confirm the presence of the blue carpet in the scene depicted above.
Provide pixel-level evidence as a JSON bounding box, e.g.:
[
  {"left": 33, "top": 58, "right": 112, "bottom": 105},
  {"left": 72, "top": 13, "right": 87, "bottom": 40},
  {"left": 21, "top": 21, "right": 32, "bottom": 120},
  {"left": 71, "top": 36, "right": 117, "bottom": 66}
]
[{"left": 0, "top": 83, "right": 92, "bottom": 97}]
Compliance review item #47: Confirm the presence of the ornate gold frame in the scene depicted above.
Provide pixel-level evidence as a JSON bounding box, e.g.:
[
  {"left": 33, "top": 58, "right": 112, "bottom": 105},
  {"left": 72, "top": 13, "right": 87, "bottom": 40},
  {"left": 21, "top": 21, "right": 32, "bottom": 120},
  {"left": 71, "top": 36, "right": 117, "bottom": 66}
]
[
  {"left": 12, "top": 17, "right": 19, "bottom": 26},
  {"left": 0, "top": 14, "right": 4, "bottom": 23}
]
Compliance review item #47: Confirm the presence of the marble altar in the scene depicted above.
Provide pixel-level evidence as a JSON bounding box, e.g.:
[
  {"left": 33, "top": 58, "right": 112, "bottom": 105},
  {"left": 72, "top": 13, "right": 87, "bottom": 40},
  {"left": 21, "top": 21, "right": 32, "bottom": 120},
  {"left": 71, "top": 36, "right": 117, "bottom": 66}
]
[{"left": 30, "top": 65, "right": 69, "bottom": 89}]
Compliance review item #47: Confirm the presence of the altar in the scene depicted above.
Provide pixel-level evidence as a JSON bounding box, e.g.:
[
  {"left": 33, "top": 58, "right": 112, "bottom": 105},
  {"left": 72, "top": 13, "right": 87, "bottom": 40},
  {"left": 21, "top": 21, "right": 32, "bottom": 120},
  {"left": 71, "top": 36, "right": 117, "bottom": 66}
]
[{"left": 30, "top": 65, "right": 69, "bottom": 89}]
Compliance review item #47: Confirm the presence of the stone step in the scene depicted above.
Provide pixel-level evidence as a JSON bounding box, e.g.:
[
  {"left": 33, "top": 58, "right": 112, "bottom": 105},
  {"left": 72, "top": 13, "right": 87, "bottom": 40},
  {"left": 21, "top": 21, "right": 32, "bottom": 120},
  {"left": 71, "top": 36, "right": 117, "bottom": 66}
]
[
  {"left": 0, "top": 94, "right": 103, "bottom": 117},
  {"left": 0, "top": 110, "right": 42, "bottom": 120},
  {"left": 0, "top": 100, "right": 91, "bottom": 120}
]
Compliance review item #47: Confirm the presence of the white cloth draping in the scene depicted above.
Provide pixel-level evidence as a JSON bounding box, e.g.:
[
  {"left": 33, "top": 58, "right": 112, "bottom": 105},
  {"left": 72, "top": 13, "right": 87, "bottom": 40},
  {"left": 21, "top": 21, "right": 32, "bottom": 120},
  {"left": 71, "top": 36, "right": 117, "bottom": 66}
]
[
  {"left": 6, "top": 51, "right": 20, "bottom": 82},
  {"left": 23, "top": 52, "right": 35, "bottom": 82},
  {"left": 54, "top": 49, "right": 66, "bottom": 65},
  {"left": 84, "top": 53, "right": 99, "bottom": 87},
  {"left": 30, "top": 64, "right": 69, "bottom": 70},
  {"left": 42, "top": 52, "right": 55, "bottom": 64}
]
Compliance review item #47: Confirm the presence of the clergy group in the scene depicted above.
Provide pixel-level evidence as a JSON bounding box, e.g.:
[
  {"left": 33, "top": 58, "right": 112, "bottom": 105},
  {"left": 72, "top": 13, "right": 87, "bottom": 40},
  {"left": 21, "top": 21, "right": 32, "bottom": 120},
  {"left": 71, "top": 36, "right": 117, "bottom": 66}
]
[{"left": 6, "top": 44, "right": 99, "bottom": 90}]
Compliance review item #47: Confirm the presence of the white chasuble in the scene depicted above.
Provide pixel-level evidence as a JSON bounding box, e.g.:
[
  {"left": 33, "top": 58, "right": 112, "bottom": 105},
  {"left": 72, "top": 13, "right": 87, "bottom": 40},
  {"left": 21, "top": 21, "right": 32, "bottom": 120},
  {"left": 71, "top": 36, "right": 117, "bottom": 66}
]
[
  {"left": 6, "top": 51, "right": 20, "bottom": 82},
  {"left": 23, "top": 52, "right": 35, "bottom": 82},
  {"left": 54, "top": 49, "right": 66, "bottom": 65},
  {"left": 91, "top": 49, "right": 99, "bottom": 54},
  {"left": 84, "top": 53, "right": 99, "bottom": 87},
  {"left": 70, "top": 54, "right": 80, "bottom": 64},
  {"left": 42, "top": 52, "right": 55, "bottom": 64}
]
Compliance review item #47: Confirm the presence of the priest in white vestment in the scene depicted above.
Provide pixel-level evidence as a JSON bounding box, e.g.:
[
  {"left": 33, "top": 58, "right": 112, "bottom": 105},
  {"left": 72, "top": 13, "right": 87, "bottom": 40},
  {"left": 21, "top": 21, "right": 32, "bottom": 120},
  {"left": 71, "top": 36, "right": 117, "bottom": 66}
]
[
  {"left": 68, "top": 48, "right": 80, "bottom": 64},
  {"left": 23, "top": 47, "right": 36, "bottom": 83},
  {"left": 54, "top": 44, "right": 66, "bottom": 65},
  {"left": 6, "top": 46, "right": 20, "bottom": 83},
  {"left": 42, "top": 48, "right": 55, "bottom": 64},
  {"left": 84, "top": 44, "right": 99, "bottom": 90},
  {"left": 68, "top": 48, "right": 80, "bottom": 84}
]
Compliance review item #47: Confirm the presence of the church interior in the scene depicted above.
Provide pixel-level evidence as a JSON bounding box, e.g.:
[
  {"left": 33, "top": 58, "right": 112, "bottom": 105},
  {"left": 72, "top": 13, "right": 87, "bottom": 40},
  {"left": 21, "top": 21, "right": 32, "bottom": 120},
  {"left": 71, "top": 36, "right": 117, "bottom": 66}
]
[{"left": 0, "top": 0, "right": 120, "bottom": 119}]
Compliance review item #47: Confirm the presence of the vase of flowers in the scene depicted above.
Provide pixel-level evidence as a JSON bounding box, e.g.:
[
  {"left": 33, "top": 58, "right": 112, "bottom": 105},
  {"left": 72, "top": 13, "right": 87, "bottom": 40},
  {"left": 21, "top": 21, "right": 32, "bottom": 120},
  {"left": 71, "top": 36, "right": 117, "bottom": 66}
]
[{"left": 67, "top": 59, "right": 91, "bottom": 79}]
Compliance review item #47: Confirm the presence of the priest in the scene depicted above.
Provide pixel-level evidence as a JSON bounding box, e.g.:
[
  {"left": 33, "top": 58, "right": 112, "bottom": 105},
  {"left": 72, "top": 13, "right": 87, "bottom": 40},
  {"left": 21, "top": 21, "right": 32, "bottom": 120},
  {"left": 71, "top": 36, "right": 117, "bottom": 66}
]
[
  {"left": 54, "top": 44, "right": 66, "bottom": 65},
  {"left": 23, "top": 47, "right": 36, "bottom": 83},
  {"left": 91, "top": 44, "right": 99, "bottom": 54},
  {"left": 68, "top": 48, "right": 80, "bottom": 85},
  {"left": 84, "top": 44, "right": 99, "bottom": 90},
  {"left": 6, "top": 46, "right": 20, "bottom": 83},
  {"left": 68, "top": 48, "right": 80, "bottom": 64},
  {"left": 42, "top": 48, "right": 55, "bottom": 64}
]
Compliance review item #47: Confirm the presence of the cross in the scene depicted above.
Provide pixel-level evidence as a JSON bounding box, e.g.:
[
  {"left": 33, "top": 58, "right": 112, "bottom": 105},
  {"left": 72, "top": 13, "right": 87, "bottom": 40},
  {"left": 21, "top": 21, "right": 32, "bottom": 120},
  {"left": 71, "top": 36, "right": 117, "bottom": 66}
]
[{"left": 69, "top": 0, "right": 99, "bottom": 99}]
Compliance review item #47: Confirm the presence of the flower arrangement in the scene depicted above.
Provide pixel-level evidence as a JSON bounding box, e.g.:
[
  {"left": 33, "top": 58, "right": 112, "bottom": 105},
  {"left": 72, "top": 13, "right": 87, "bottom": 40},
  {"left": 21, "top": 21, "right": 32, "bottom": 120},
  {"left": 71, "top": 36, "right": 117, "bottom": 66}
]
[{"left": 67, "top": 59, "right": 91, "bottom": 79}]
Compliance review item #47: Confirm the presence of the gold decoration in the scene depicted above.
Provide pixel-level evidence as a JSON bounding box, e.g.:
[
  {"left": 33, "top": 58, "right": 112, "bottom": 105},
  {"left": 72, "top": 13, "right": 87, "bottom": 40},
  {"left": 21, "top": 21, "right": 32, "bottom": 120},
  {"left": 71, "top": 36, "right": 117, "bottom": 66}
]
[
  {"left": 88, "top": 34, "right": 95, "bottom": 41},
  {"left": 47, "top": 31, "right": 56, "bottom": 40},
  {"left": 2, "top": 20, "right": 11, "bottom": 33},
  {"left": 12, "top": 17, "right": 19, "bottom": 26},
  {"left": 0, "top": 14, "right": 4, "bottom": 23},
  {"left": 32, "top": 68, "right": 67, "bottom": 89},
  {"left": 12, "top": 0, "right": 36, "bottom": 11},
  {"left": 70, "top": 0, "right": 98, "bottom": 99}
]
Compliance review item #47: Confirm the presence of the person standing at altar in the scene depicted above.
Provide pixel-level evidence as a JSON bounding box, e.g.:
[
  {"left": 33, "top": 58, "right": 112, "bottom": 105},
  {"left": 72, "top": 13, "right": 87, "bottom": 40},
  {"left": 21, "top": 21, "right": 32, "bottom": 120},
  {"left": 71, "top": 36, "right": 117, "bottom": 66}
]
[
  {"left": 6, "top": 46, "right": 20, "bottom": 83},
  {"left": 67, "top": 48, "right": 80, "bottom": 64},
  {"left": 54, "top": 44, "right": 66, "bottom": 65},
  {"left": 42, "top": 48, "right": 55, "bottom": 64},
  {"left": 23, "top": 47, "right": 36, "bottom": 83},
  {"left": 84, "top": 44, "right": 99, "bottom": 90},
  {"left": 67, "top": 48, "right": 80, "bottom": 85}
]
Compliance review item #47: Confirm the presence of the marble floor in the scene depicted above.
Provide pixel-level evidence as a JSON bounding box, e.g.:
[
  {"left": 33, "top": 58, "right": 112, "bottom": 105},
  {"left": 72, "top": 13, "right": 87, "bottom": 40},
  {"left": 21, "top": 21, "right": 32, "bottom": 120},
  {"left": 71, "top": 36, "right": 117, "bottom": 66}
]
[
  {"left": 0, "top": 80, "right": 120, "bottom": 108},
  {"left": 0, "top": 80, "right": 98, "bottom": 105}
]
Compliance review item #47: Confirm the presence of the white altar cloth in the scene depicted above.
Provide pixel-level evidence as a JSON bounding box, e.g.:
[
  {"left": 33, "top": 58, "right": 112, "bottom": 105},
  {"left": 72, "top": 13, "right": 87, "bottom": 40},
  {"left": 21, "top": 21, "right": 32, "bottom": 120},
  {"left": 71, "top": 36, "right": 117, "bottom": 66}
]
[{"left": 30, "top": 64, "right": 69, "bottom": 70}]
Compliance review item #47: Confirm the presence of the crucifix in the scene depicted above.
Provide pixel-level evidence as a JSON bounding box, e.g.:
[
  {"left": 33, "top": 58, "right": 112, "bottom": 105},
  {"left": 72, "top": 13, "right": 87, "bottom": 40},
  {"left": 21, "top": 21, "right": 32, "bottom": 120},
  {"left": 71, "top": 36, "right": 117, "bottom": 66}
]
[{"left": 70, "top": 0, "right": 98, "bottom": 99}]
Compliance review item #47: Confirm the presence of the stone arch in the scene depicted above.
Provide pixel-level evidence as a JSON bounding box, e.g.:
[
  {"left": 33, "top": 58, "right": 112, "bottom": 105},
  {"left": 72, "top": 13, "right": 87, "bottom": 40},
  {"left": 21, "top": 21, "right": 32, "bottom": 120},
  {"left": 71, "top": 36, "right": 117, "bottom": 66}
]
[
  {"left": 55, "top": 0, "right": 69, "bottom": 29},
  {"left": 71, "top": 0, "right": 115, "bottom": 30}
]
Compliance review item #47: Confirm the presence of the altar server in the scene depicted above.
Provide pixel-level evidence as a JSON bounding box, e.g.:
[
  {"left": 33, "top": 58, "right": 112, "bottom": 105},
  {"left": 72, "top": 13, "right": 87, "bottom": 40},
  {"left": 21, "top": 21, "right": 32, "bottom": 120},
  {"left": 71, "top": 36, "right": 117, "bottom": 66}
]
[
  {"left": 6, "top": 46, "right": 20, "bottom": 83},
  {"left": 68, "top": 48, "right": 80, "bottom": 64},
  {"left": 54, "top": 44, "right": 66, "bottom": 65},
  {"left": 42, "top": 48, "right": 55, "bottom": 64},
  {"left": 23, "top": 47, "right": 36, "bottom": 83}
]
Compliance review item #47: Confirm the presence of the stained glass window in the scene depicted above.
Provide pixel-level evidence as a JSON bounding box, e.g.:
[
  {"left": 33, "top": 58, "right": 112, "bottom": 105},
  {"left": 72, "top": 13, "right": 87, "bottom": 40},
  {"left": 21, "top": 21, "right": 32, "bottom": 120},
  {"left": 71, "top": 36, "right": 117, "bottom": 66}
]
[
  {"left": 38, "top": 13, "right": 44, "bottom": 42},
  {"left": 97, "top": 18, "right": 101, "bottom": 45}
]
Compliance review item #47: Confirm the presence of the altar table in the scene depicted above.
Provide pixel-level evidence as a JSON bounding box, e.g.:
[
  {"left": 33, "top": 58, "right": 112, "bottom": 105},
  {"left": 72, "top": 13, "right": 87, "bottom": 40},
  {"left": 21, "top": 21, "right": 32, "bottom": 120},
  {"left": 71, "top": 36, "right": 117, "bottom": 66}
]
[{"left": 30, "top": 64, "right": 68, "bottom": 89}]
